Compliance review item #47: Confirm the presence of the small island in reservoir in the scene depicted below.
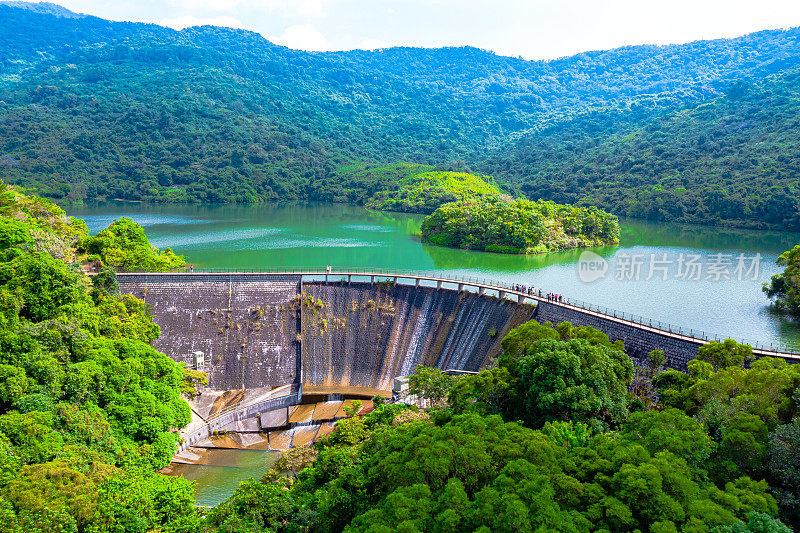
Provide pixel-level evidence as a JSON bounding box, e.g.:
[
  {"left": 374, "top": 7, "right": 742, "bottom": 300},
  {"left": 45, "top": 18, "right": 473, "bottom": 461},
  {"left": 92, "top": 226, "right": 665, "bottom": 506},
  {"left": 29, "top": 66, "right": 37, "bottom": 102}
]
[
  {"left": 420, "top": 195, "right": 621, "bottom": 254},
  {"left": 329, "top": 162, "right": 620, "bottom": 254}
]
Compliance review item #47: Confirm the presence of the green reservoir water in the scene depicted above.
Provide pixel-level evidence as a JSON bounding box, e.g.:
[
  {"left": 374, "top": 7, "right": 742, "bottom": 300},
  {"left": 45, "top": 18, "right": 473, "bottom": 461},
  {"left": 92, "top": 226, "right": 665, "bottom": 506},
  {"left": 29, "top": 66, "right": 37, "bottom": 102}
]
[
  {"left": 167, "top": 449, "right": 280, "bottom": 507},
  {"left": 70, "top": 202, "right": 800, "bottom": 351}
]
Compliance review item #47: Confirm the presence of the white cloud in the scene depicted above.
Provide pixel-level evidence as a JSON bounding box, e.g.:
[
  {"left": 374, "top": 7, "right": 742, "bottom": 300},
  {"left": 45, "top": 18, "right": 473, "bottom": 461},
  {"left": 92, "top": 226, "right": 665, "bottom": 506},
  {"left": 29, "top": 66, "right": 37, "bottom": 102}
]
[
  {"left": 167, "top": 0, "right": 328, "bottom": 17},
  {"left": 160, "top": 15, "right": 247, "bottom": 30},
  {"left": 356, "top": 39, "right": 388, "bottom": 50},
  {"left": 168, "top": 0, "right": 246, "bottom": 12},
  {"left": 33, "top": 0, "right": 800, "bottom": 60},
  {"left": 270, "top": 24, "right": 330, "bottom": 50},
  {"left": 292, "top": 0, "right": 327, "bottom": 18}
]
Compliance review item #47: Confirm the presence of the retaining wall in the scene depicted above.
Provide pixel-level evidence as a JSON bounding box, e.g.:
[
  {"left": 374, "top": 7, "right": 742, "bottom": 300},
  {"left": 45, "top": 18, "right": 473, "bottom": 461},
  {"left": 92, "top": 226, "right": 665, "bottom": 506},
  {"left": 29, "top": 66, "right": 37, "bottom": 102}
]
[{"left": 534, "top": 302, "right": 701, "bottom": 370}]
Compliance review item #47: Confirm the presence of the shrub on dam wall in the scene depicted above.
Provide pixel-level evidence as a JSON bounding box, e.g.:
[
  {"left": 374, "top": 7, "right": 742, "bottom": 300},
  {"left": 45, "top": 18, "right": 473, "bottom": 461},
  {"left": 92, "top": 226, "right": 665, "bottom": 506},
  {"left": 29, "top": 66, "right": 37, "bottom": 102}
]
[
  {"left": 206, "top": 321, "right": 794, "bottom": 532},
  {"left": 84, "top": 217, "right": 186, "bottom": 271}
]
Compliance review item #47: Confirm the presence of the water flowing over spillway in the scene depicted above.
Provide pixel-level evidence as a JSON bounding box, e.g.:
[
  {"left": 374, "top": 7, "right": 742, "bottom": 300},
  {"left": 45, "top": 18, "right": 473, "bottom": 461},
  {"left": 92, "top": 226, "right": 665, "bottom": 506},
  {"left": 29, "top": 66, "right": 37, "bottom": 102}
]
[
  {"left": 301, "top": 283, "right": 532, "bottom": 390},
  {"left": 118, "top": 274, "right": 534, "bottom": 391}
]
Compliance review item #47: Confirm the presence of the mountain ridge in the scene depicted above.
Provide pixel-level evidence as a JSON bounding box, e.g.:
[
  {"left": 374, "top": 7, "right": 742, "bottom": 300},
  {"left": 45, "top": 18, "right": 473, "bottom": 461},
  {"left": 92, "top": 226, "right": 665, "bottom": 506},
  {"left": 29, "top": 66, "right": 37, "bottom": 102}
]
[
  {"left": 2, "top": 3, "right": 800, "bottom": 228},
  {"left": 484, "top": 68, "right": 800, "bottom": 229},
  {"left": 0, "top": 1, "right": 85, "bottom": 18}
]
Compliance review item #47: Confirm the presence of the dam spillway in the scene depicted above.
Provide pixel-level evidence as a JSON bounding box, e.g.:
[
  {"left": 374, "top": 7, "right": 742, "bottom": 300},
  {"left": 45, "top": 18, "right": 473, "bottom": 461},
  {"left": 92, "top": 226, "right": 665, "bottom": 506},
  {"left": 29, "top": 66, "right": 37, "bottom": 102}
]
[
  {"left": 300, "top": 282, "right": 532, "bottom": 390},
  {"left": 117, "top": 270, "right": 800, "bottom": 398},
  {"left": 117, "top": 273, "right": 534, "bottom": 391}
]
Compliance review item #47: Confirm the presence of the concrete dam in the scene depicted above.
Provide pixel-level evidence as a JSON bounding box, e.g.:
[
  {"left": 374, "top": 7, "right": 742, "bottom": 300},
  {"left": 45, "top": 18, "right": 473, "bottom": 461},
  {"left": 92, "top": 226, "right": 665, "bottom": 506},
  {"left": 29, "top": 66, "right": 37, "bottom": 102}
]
[
  {"left": 117, "top": 270, "right": 800, "bottom": 395},
  {"left": 117, "top": 272, "right": 534, "bottom": 392},
  {"left": 117, "top": 270, "right": 800, "bottom": 452}
]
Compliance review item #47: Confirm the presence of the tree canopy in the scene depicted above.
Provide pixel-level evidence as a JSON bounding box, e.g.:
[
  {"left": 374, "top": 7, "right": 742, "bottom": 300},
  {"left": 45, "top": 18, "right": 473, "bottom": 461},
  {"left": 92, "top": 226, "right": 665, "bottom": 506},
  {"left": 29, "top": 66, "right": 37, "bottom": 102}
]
[
  {"left": 85, "top": 217, "right": 185, "bottom": 271},
  {"left": 0, "top": 184, "right": 200, "bottom": 531},
  {"left": 485, "top": 69, "right": 800, "bottom": 231},
  {"left": 763, "top": 244, "right": 800, "bottom": 315},
  {"left": 204, "top": 321, "right": 796, "bottom": 532}
]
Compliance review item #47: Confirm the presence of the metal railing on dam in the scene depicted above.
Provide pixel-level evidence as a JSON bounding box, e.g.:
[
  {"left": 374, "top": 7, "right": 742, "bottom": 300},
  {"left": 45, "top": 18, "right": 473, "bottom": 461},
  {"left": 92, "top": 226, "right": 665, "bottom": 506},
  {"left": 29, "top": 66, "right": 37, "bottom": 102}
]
[{"left": 117, "top": 267, "right": 800, "bottom": 360}]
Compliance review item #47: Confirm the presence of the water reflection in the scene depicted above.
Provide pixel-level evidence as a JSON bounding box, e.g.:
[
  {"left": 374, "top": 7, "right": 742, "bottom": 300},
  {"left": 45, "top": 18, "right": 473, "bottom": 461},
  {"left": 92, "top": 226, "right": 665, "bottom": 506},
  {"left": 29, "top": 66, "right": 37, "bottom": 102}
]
[
  {"left": 422, "top": 243, "right": 618, "bottom": 272},
  {"left": 620, "top": 218, "right": 799, "bottom": 255}
]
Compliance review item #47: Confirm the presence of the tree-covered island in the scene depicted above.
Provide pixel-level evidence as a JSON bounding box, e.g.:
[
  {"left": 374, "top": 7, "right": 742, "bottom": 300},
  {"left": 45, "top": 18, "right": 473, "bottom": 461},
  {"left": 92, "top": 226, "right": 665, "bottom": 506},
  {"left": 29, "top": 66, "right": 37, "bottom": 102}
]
[
  {"left": 341, "top": 164, "right": 621, "bottom": 254},
  {"left": 421, "top": 195, "right": 621, "bottom": 254}
]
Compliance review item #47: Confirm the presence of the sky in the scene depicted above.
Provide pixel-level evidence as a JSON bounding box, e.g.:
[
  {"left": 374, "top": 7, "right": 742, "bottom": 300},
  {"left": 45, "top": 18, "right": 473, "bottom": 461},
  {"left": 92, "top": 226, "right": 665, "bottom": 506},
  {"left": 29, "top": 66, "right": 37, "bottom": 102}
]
[{"left": 18, "top": 0, "right": 800, "bottom": 59}]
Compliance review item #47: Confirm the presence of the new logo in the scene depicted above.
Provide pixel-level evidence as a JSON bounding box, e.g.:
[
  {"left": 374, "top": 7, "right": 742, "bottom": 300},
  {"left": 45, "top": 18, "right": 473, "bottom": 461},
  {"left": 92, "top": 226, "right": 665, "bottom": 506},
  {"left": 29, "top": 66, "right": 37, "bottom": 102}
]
[{"left": 577, "top": 251, "right": 608, "bottom": 283}]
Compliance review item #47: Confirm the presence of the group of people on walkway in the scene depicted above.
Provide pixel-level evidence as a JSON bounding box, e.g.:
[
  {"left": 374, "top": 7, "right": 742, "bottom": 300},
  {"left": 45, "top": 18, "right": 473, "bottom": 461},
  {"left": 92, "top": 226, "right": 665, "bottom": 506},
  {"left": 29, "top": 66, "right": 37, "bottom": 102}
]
[
  {"left": 513, "top": 283, "right": 537, "bottom": 295},
  {"left": 511, "top": 283, "right": 564, "bottom": 303}
]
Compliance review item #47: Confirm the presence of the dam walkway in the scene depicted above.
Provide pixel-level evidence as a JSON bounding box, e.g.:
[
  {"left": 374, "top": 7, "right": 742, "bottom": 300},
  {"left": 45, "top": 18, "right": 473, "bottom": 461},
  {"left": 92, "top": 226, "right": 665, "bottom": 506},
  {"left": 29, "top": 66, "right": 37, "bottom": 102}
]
[{"left": 117, "top": 267, "right": 799, "bottom": 361}]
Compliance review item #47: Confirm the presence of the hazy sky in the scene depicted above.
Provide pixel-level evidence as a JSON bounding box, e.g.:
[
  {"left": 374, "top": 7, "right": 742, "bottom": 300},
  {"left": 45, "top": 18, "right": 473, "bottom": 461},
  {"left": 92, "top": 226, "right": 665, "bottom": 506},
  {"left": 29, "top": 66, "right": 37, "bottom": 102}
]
[{"left": 22, "top": 0, "right": 800, "bottom": 59}]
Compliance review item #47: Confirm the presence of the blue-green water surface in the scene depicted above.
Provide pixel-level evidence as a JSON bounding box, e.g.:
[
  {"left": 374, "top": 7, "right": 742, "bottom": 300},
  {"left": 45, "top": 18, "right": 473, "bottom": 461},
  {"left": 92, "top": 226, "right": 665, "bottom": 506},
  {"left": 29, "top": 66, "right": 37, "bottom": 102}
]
[{"left": 69, "top": 202, "right": 800, "bottom": 351}]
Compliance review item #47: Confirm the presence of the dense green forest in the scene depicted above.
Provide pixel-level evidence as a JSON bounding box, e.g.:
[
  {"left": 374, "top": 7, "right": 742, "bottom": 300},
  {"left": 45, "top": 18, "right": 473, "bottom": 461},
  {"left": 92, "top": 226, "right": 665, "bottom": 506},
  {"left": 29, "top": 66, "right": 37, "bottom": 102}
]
[
  {"left": 2, "top": 3, "right": 800, "bottom": 229},
  {"left": 485, "top": 69, "right": 800, "bottom": 230},
  {"left": 1, "top": 184, "right": 798, "bottom": 530},
  {"left": 421, "top": 196, "right": 620, "bottom": 253},
  {"left": 764, "top": 245, "right": 800, "bottom": 315},
  {"left": 204, "top": 321, "right": 800, "bottom": 532},
  {"left": 0, "top": 184, "right": 200, "bottom": 531}
]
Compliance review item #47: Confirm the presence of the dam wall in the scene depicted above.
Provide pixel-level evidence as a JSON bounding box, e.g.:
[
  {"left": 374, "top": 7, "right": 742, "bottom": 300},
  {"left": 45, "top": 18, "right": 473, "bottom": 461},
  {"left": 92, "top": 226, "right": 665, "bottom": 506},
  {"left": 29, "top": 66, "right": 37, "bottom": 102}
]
[
  {"left": 118, "top": 274, "right": 301, "bottom": 390},
  {"left": 534, "top": 302, "right": 701, "bottom": 370},
  {"left": 300, "top": 282, "right": 533, "bottom": 391},
  {"left": 117, "top": 274, "right": 534, "bottom": 391},
  {"left": 117, "top": 271, "right": 798, "bottom": 390}
]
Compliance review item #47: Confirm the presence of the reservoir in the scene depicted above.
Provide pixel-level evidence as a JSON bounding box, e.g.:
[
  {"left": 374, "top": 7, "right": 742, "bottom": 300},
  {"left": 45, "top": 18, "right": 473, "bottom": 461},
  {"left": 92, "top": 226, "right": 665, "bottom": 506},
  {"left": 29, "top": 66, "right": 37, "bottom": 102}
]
[
  {"left": 70, "top": 202, "right": 800, "bottom": 351},
  {"left": 69, "top": 201, "right": 800, "bottom": 503}
]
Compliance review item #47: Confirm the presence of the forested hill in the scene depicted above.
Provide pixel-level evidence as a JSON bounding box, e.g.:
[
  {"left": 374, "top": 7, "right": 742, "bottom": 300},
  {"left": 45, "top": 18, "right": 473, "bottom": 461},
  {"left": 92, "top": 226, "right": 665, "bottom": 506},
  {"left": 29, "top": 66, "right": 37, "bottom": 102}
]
[
  {"left": 485, "top": 69, "right": 800, "bottom": 230},
  {"left": 2, "top": 3, "right": 800, "bottom": 227}
]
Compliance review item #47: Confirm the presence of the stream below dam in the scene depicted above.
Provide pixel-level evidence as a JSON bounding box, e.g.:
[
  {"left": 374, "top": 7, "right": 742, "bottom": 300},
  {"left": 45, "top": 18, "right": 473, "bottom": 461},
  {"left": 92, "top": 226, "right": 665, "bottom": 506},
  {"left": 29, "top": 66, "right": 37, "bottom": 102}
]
[{"left": 164, "top": 449, "right": 280, "bottom": 507}]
